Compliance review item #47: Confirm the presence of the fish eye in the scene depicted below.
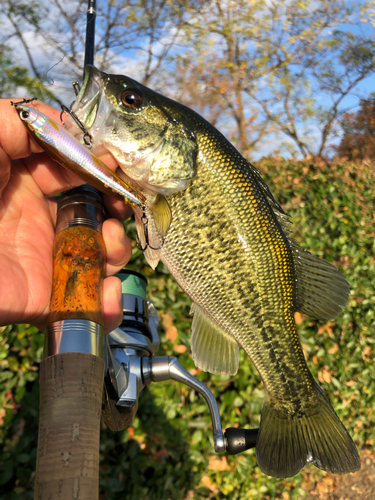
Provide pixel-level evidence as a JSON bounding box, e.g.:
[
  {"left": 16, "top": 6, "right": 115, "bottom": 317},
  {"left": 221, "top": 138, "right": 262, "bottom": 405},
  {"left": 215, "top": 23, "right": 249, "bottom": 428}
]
[
  {"left": 121, "top": 90, "right": 143, "bottom": 109},
  {"left": 20, "top": 110, "right": 30, "bottom": 120}
]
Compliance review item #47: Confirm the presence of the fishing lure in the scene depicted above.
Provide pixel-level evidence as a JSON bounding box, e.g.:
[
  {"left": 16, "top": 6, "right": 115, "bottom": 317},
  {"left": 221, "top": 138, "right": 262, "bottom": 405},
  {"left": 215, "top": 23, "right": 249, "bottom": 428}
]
[{"left": 12, "top": 100, "right": 146, "bottom": 209}]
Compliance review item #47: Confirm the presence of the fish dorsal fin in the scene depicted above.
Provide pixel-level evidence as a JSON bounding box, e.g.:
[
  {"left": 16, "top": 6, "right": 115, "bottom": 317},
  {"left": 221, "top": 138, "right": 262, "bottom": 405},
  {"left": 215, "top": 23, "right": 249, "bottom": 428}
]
[
  {"left": 247, "top": 161, "right": 350, "bottom": 319},
  {"left": 190, "top": 304, "right": 239, "bottom": 375},
  {"left": 290, "top": 238, "right": 350, "bottom": 320},
  {"left": 151, "top": 194, "right": 172, "bottom": 238},
  {"left": 247, "top": 161, "right": 289, "bottom": 217},
  {"left": 269, "top": 203, "right": 350, "bottom": 320}
]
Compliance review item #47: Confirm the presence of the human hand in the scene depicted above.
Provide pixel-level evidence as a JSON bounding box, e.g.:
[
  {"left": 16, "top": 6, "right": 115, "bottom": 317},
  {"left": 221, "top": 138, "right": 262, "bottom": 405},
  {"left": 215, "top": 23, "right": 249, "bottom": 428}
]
[{"left": 0, "top": 98, "right": 132, "bottom": 332}]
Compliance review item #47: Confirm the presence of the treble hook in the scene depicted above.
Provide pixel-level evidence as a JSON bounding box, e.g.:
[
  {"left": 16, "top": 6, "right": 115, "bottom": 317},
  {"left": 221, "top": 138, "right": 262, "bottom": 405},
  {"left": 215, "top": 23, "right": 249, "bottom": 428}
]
[
  {"left": 60, "top": 104, "right": 93, "bottom": 148},
  {"left": 136, "top": 208, "right": 164, "bottom": 252},
  {"left": 10, "top": 97, "right": 38, "bottom": 106}
]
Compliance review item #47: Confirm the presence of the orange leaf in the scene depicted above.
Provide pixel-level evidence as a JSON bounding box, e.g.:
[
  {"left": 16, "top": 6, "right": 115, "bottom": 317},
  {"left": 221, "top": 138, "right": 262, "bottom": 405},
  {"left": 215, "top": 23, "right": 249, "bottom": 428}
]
[
  {"left": 328, "top": 343, "right": 338, "bottom": 354},
  {"left": 318, "top": 368, "right": 332, "bottom": 384},
  {"left": 166, "top": 325, "right": 178, "bottom": 343},
  {"left": 175, "top": 344, "right": 187, "bottom": 353},
  {"left": 294, "top": 312, "right": 304, "bottom": 324},
  {"left": 201, "top": 475, "right": 219, "bottom": 493},
  {"left": 161, "top": 312, "right": 174, "bottom": 328},
  {"left": 208, "top": 456, "right": 229, "bottom": 471}
]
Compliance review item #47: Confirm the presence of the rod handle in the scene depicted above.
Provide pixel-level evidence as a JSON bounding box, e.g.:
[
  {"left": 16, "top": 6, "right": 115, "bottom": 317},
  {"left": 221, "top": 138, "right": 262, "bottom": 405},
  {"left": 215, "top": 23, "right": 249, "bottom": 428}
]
[{"left": 34, "top": 353, "right": 104, "bottom": 500}]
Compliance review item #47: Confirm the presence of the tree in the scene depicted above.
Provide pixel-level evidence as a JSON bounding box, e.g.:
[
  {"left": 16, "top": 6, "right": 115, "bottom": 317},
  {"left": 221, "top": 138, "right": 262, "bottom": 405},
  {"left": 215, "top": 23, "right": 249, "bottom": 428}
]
[
  {"left": 335, "top": 95, "right": 375, "bottom": 160},
  {"left": 1, "top": 0, "right": 374, "bottom": 159},
  {"left": 170, "top": 0, "right": 375, "bottom": 158},
  {"left": 0, "top": 44, "right": 56, "bottom": 100},
  {"left": 0, "top": 0, "right": 193, "bottom": 93}
]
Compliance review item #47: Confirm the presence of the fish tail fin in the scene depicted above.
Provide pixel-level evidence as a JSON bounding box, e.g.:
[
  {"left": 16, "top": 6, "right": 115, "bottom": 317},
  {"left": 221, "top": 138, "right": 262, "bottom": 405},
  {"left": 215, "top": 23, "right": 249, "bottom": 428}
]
[{"left": 256, "top": 384, "right": 360, "bottom": 478}]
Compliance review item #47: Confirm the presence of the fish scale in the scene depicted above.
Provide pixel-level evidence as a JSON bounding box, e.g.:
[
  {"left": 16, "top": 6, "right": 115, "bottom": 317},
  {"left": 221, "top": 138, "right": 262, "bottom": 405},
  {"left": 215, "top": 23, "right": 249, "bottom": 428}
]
[
  {"left": 159, "top": 113, "right": 313, "bottom": 407},
  {"left": 71, "top": 65, "right": 360, "bottom": 478}
]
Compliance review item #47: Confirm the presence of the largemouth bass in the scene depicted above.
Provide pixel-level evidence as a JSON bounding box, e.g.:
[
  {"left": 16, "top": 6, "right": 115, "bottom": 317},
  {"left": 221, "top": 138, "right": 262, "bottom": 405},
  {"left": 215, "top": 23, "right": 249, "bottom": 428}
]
[{"left": 70, "top": 65, "right": 360, "bottom": 478}]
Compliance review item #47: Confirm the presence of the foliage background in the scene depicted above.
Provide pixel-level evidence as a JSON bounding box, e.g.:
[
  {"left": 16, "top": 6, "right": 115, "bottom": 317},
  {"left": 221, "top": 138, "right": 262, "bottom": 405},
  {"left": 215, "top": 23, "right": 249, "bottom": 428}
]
[{"left": 0, "top": 157, "right": 374, "bottom": 499}]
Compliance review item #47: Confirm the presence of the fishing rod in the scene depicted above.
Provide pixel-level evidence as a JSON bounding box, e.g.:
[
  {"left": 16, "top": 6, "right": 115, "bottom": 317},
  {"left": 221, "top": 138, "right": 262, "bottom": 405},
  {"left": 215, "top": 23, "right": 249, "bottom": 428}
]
[{"left": 33, "top": 2, "right": 105, "bottom": 499}]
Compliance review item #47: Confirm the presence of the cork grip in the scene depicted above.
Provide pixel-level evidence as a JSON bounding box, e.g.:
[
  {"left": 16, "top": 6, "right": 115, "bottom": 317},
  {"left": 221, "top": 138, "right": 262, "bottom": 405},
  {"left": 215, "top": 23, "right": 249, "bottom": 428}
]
[{"left": 34, "top": 353, "right": 104, "bottom": 500}]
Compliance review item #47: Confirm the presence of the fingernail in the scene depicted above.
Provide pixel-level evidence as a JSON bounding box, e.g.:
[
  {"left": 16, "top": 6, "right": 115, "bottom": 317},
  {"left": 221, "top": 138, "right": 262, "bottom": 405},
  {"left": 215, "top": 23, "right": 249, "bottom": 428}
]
[{"left": 116, "top": 278, "right": 123, "bottom": 302}]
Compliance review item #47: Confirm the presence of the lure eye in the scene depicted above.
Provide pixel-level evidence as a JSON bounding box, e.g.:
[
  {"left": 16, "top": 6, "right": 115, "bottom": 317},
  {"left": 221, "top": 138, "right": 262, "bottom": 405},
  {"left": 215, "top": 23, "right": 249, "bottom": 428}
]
[
  {"left": 121, "top": 90, "right": 143, "bottom": 109},
  {"left": 20, "top": 110, "right": 30, "bottom": 120}
]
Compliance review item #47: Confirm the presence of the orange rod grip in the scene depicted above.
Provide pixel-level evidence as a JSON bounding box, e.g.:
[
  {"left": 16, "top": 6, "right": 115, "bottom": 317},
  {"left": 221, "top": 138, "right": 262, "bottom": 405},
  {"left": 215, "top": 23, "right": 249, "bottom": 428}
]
[{"left": 47, "top": 226, "right": 106, "bottom": 327}]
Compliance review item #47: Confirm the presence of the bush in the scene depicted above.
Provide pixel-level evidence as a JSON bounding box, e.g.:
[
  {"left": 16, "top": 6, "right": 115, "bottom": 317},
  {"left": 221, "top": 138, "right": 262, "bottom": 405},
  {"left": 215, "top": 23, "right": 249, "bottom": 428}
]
[{"left": 1, "top": 158, "right": 374, "bottom": 499}]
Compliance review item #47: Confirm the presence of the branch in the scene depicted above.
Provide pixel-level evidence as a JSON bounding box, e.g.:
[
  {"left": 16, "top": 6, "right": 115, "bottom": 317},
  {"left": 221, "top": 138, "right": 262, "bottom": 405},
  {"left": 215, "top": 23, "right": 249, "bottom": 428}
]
[{"left": 6, "top": 6, "right": 41, "bottom": 79}]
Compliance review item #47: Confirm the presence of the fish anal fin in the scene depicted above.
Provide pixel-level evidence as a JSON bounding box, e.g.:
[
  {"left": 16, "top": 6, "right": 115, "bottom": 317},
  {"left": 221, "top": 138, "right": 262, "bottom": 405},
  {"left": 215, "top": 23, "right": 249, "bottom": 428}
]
[
  {"left": 191, "top": 304, "right": 239, "bottom": 376},
  {"left": 256, "top": 384, "right": 360, "bottom": 478}
]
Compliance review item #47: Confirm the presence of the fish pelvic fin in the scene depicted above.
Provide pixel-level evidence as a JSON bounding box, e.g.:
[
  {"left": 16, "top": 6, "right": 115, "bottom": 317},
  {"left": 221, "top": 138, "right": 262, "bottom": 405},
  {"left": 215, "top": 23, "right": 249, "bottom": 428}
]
[
  {"left": 190, "top": 304, "right": 239, "bottom": 375},
  {"left": 256, "top": 383, "right": 360, "bottom": 479}
]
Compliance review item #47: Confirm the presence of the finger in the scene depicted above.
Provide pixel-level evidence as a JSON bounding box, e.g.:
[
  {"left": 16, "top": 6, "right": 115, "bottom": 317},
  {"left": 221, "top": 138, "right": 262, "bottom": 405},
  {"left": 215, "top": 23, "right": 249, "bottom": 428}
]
[
  {"left": 23, "top": 152, "right": 86, "bottom": 197},
  {"left": 2, "top": 98, "right": 85, "bottom": 197},
  {"left": 102, "top": 276, "right": 123, "bottom": 334},
  {"left": 102, "top": 219, "right": 132, "bottom": 276},
  {"left": 103, "top": 193, "right": 134, "bottom": 221},
  {"left": 1, "top": 99, "right": 62, "bottom": 161}
]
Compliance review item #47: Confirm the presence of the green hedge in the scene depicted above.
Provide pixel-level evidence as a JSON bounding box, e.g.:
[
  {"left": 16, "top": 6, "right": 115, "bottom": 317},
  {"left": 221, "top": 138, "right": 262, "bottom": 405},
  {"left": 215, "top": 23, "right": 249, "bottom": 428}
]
[{"left": 1, "top": 158, "right": 374, "bottom": 499}]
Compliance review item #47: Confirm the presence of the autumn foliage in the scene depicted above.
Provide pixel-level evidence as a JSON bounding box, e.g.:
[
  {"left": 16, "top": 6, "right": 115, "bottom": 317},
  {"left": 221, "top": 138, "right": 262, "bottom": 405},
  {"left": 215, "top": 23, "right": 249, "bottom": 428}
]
[{"left": 336, "top": 96, "right": 375, "bottom": 161}]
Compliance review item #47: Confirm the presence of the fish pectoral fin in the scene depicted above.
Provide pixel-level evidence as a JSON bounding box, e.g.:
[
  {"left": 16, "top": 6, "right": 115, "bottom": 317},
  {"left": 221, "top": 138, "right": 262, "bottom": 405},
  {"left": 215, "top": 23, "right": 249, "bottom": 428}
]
[
  {"left": 190, "top": 304, "right": 239, "bottom": 376},
  {"left": 151, "top": 194, "right": 172, "bottom": 238},
  {"left": 290, "top": 240, "right": 350, "bottom": 320},
  {"left": 256, "top": 384, "right": 360, "bottom": 479}
]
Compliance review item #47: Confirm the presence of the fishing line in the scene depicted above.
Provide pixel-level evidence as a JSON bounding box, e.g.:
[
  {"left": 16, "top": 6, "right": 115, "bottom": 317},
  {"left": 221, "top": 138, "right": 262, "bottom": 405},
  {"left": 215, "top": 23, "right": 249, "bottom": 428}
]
[
  {"left": 44, "top": 37, "right": 82, "bottom": 86},
  {"left": 60, "top": 105, "right": 93, "bottom": 148}
]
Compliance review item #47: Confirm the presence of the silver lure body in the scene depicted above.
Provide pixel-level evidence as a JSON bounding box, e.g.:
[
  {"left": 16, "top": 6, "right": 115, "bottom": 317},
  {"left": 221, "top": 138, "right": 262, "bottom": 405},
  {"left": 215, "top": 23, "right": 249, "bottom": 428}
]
[{"left": 15, "top": 104, "right": 146, "bottom": 208}]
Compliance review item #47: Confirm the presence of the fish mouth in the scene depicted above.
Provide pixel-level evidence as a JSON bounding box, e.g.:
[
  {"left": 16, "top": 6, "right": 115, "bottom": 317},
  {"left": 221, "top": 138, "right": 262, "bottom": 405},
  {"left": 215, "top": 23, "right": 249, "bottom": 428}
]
[
  {"left": 69, "top": 66, "right": 192, "bottom": 196},
  {"left": 71, "top": 65, "right": 102, "bottom": 130}
]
